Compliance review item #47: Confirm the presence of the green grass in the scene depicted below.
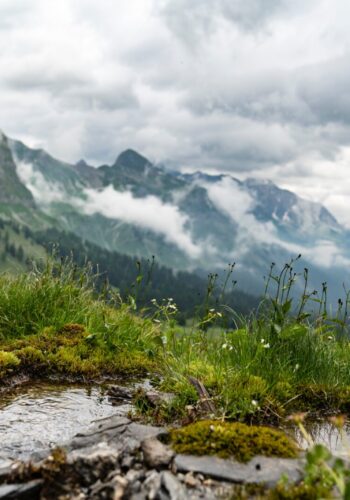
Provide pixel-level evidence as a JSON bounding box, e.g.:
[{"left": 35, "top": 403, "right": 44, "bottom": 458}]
[
  {"left": 1, "top": 255, "right": 350, "bottom": 424},
  {"left": 0, "top": 258, "right": 160, "bottom": 378},
  {"left": 158, "top": 319, "right": 350, "bottom": 422},
  {"left": 154, "top": 257, "right": 350, "bottom": 422}
]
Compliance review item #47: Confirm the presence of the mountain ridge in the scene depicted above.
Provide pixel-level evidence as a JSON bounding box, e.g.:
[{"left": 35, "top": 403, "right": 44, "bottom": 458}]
[{"left": 1, "top": 130, "right": 350, "bottom": 301}]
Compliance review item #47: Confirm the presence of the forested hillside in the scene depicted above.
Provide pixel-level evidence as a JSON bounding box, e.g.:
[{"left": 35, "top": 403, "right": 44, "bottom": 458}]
[{"left": 0, "top": 220, "right": 259, "bottom": 321}]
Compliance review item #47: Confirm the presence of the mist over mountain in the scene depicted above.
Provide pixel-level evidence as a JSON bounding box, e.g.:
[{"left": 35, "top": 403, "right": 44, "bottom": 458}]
[{"left": 1, "top": 130, "right": 350, "bottom": 302}]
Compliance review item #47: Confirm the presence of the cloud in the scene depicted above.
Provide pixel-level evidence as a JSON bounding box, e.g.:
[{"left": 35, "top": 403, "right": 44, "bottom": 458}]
[
  {"left": 203, "top": 176, "right": 350, "bottom": 268},
  {"left": 82, "top": 186, "right": 202, "bottom": 258},
  {"left": 15, "top": 159, "right": 201, "bottom": 258},
  {"left": 203, "top": 177, "right": 281, "bottom": 256},
  {"left": 1, "top": 0, "right": 350, "bottom": 228},
  {"left": 158, "top": 0, "right": 303, "bottom": 45},
  {"left": 15, "top": 161, "right": 65, "bottom": 205}
]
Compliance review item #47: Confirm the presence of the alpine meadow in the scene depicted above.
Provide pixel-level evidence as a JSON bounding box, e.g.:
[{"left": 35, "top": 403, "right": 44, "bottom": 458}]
[{"left": 1, "top": 1, "right": 350, "bottom": 498}]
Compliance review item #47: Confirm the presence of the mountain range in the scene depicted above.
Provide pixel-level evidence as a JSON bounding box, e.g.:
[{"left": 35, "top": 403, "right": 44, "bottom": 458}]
[{"left": 1, "top": 129, "right": 349, "bottom": 303}]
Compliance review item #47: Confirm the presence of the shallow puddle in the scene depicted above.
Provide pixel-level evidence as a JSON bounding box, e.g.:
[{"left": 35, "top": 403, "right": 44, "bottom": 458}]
[
  {"left": 0, "top": 382, "right": 132, "bottom": 465},
  {"left": 288, "top": 421, "right": 350, "bottom": 458}
]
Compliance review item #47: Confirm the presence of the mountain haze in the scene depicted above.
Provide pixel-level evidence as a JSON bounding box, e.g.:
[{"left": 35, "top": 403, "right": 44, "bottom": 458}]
[{"left": 1, "top": 130, "right": 350, "bottom": 301}]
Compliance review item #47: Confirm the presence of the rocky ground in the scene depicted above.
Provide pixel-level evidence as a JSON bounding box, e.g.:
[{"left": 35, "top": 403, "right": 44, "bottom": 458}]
[{"left": 0, "top": 409, "right": 304, "bottom": 500}]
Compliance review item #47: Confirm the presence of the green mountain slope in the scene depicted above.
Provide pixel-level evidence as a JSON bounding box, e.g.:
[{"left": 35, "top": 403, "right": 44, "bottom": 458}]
[
  {"left": 0, "top": 132, "right": 34, "bottom": 206},
  {"left": 0, "top": 218, "right": 259, "bottom": 319},
  {"left": 2, "top": 130, "right": 350, "bottom": 304}
]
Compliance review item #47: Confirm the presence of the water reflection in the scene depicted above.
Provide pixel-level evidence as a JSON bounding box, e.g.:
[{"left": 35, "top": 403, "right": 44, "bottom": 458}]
[
  {"left": 0, "top": 382, "right": 132, "bottom": 464},
  {"left": 288, "top": 421, "right": 350, "bottom": 457}
]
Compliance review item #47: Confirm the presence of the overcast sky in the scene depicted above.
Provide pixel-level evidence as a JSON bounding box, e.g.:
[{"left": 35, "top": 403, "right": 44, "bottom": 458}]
[{"left": 1, "top": 0, "right": 350, "bottom": 225}]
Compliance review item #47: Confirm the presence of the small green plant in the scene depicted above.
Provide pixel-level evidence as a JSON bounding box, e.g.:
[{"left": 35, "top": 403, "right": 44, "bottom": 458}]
[{"left": 274, "top": 413, "right": 350, "bottom": 499}]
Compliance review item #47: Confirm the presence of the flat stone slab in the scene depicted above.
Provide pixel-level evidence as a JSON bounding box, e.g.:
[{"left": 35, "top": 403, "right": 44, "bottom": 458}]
[
  {"left": 245, "top": 456, "right": 304, "bottom": 486},
  {"left": 174, "top": 454, "right": 249, "bottom": 484},
  {"left": 174, "top": 454, "right": 304, "bottom": 486},
  {"left": 69, "top": 415, "right": 165, "bottom": 454}
]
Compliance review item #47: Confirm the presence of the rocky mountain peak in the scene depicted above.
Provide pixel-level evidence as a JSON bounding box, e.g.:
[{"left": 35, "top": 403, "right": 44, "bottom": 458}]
[
  {"left": 75, "top": 159, "right": 89, "bottom": 169},
  {"left": 115, "top": 149, "right": 152, "bottom": 171}
]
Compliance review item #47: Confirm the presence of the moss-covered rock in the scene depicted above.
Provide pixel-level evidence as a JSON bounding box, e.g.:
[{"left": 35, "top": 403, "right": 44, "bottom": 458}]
[{"left": 170, "top": 420, "right": 299, "bottom": 462}]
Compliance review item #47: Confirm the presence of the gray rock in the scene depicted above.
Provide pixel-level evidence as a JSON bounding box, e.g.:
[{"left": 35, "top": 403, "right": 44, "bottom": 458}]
[
  {"left": 143, "top": 471, "right": 161, "bottom": 499},
  {"left": 127, "top": 422, "right": 166, "bottom": 443},
  {"left": 145, "top": 391, "right": 176, "bottom": 407},
  {"left": 67, "top": 442, "right": 120, "bottom": 486},
  {"left": 70, "top": 415, "right": 165, "bottom": 456},
  {"left": 174, "top": 455, "right": 248, "bottom": 484},
  {"left": 107, "top": 385, "right": 133, "bottom": 403},
  {"left": 89, "top": 474, "right": 128, "bottom": 500},
  {"left": 129, "top": 493, "right": 147, "bottom": 500},
  {"left": 0, "top": 479, "right": 43, "bottom": 499},
  {"left": 68, "top": 416, "right": 165, "bottom": 460},
  {"left": 141, "top": 437, "right": 174, "bottom": 468},
  {"left": 245, "top": 456, "right": 304, "bottom": 487},
  {"left": 121, "top": 453, "right": 135, "bottom": 470},
  {"left": 184, "top": 472, "right": 199, "bottom": 488},
  {"left": 174, "top": 454, "right": 303, "bottom": 486},
  {"left": 70, "top": 416, "right": 130, "bottom": 449},
  {"left": 129, "top": 479, "right": 142, "bottom": 494},
  {"left": 160, "top": 471, "right": 189, "bottom": 499},
  {"left": 125, "top": 469, "right": 145, "bottom": 483}
]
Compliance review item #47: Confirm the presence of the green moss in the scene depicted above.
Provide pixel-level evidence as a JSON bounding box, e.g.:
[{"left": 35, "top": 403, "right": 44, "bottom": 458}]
[
  {"left": 170, "top": 420, "right": 299, "bottom": 462},
  {"left": 15, "top": 346, "right": 46, "bottom": 367},
  {"left": 272, "top": 381, "right": 294, "bottom": 401},
  {"left": 0, "top": 316, "right": 156, "bottom": 380},
  {"left": 0, "top": 350, "right": 20, "bottom": 377},
  {"left": 290, "top": 384, "right": 350, "bottom": 414}
]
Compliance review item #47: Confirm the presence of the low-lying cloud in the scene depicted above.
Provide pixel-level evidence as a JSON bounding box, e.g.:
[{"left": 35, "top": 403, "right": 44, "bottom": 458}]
[
  {"left": 16, "top": 161, "right": 65, "bottom": 205},
  {"left": 15, "top": 160, "right": 201, "bottom": 259},
  {"left": 204, "top": 176, "right": 350, "bottom": 269},
  {"left": 204, "top": 176, "right": 279, "bottom": 250},
  {"left": 82, "top": 186, "right": 201, "bottom": 258}
]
